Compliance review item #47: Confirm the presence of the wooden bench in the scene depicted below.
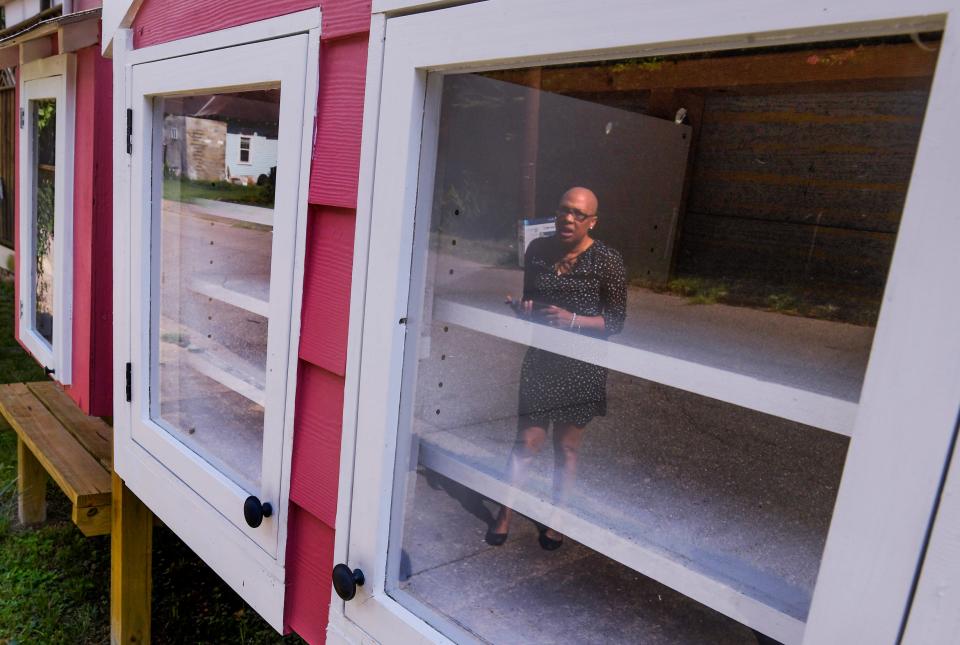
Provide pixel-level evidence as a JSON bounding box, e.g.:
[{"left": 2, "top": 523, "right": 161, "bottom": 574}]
[{"left": 0, "top": 381, "right": 113, "bottom": 536}]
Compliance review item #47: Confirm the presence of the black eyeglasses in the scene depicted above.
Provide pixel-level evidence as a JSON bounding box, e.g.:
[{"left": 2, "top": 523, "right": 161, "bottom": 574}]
[{"left": 555, "top": 206, "right": 596, "bottom": 223}]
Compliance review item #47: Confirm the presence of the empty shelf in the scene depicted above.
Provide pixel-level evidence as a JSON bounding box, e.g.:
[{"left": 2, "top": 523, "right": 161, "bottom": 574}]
[{"left": 189, "top": 276, "right": 269, "bottom": 317}]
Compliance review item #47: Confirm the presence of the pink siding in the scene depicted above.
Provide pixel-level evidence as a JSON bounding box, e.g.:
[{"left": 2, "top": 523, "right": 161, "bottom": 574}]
[
  {"left": 318, "top": 0, "right": 371, "bottom": 40},
  {"left": 308, "top": 35, "right": 368, "bottom": 208},
  {"left": 298, "top": 206, "right": 355, "bottom": 376},
  {"left": 14, "top": 44, "right": 112, "bottom": 416},
  {"left": 62, "top": 45, "right": 113, "bottom": 416},
  {"left": 285, "top": 504, "right": 336, "bottom": 644},
  {"left": 289, "top": 362, "right": 345, "bottom": 526},
  {"left": 131, "top": 0, "right": 319, "bottom": 49}
]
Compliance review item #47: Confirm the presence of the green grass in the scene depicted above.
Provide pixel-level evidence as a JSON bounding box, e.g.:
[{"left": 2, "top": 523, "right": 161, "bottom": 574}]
[
  {"left": 0, "top": 275, "right": 304, "bottom": 644},
  {"left": 634, "top": 273, "right": 881, "bottom": 326},
  {"left": 163, "top": 178, "right": 274, "bottom": 208}
]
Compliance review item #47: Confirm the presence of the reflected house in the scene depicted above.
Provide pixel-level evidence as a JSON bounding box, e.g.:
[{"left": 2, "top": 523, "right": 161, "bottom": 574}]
[{"left": 162, "top": 92, "right": 279, "bottom": 185}]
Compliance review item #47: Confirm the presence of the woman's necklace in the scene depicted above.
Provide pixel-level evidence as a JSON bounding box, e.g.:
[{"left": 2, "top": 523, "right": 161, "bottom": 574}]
[{"left": 554, "top": 239, "right": 594, "bottom": 276}]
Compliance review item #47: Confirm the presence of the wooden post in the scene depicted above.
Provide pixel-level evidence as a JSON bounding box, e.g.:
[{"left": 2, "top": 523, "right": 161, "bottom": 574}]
[
  {"left": 17, "top": 438, "right": 47, "bottom": 525},
  {"left": 111, "top": 473, "right": 152, "bottom": 645}
]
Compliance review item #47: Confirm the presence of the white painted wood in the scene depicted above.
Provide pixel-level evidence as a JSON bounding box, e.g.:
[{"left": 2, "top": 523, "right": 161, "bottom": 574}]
[
  {"left": 18, "top": 53, "right": 75, "bottom": 385},
  {"left": 58, "top": 18, "right": 99, "bottom": 54},
  {"left": 101, "top": 0, "right": 143, "bottom": 57},
  {"left": 803, "top": 13, "right": 960, "bottom": 644},
  {"left": 434, "top": 300, "right": 857, "bottom": 435},
  {"left": 124, "top": 7, "right": 321, "bottom": 66},
  {"left": 340, "top": 0, "right": 960, "bottom": 642},
  {"left": 19, "top": 37, "right": 52, "bottom": 64},
  {"left": 128, "top": 34, "right": 308, "bottom": 558},
  {"left": 185, "top": 350, "right": 266, "bottom": 407},
  {"left": 113, "top": 14, "right": 321, "bottom": 625},
  {"left": 419, "top": 441, "right": 806, "bottom": 644},
  {"left": 371, "top": 0, "right": 477, "bottom": 14},
  {"left": 902, "top": 422, "right": 960, "bottom": 644},
  {"left": 188, "top": 277, "right": 269, "bottom": 317}
]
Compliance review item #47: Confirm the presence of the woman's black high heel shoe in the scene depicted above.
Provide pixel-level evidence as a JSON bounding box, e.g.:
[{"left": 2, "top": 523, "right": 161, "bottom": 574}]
[
  {"left": 485, "top": 529, "right": 508, "bottom": 546},
  {"left": 538, "top": 528, "right": 564, "bottom": 551}
]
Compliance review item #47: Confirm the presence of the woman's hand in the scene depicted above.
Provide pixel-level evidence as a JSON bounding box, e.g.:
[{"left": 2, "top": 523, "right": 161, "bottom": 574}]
[
  {"left": 541, "top": 305, "right": 574, "bottom": 328},
  {"left": 506, "top": 295, "right": 534, "bottom": 318}
]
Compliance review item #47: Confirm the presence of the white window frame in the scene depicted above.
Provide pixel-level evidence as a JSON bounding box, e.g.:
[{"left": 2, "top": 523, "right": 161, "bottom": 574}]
[
  {"left": 239, "top": 135, "right": 252, "bottom": 164},
  {"left": 18, "top": 53, "right": 75, "bottom": 384},
  {"left": 111, "top": 9, "right": 320, "bottom": 631},
  {"left": 334, "top": 1, "right": 960, "bottom": 644}
]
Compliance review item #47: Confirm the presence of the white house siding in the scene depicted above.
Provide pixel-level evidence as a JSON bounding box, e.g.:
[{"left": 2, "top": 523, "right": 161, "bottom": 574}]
[{"left": 225, "top": 132, "right": 278, "bottom": 184}]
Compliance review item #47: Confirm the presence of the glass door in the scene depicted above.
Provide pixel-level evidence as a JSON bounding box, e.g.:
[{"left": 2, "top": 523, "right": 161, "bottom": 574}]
[
  {"left": 343, "top": 4, "right": 959, "bottom": 644},
  {"left": 128, "top": 35, "right": 309, "bottom": 555}
]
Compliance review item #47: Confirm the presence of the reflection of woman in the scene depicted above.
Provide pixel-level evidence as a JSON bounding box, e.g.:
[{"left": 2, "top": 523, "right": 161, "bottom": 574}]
[{"left": 489, "top": 187, "right": 627, "bottom": 549}]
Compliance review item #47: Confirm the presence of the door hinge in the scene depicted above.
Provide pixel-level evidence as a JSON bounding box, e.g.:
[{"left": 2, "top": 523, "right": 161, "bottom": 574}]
[
  {"left": 125, "top": 362, "right": 132, "bottom": 402},
  {"left": 19, "top": 107, "right": 24, "bottom": 129},
  {"left": 126, "top": 108, "right": 133, "bottom": 154}
]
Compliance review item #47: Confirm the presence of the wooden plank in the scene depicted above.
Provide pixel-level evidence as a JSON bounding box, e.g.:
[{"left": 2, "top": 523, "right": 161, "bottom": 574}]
[
  {"left": 487, "top": 41, "right": 939, "bottom": 94},
  {"left": 27, "top": 381, "right": 113, "bottom": 470},
  {"left": 73, "top": 502, "right": 111, "bottom": 537},
  {"left": 17, "top": 437, "right": 48, "bottom": 525},
  {"left": 0, "top": 384, "right": 111, "bottom": 508},
  {"left": 110, "top": 473, "right": 152, "bottom": 645}
]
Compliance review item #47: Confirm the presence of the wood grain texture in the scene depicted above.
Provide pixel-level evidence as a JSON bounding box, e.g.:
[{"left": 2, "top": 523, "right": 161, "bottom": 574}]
[
  {"left": 73, "top": 501, "right": 111, "bottom": 537},
  {"left": 131, "top": 0, "right": 318, "bottom": 49},
  {"left": 320, "top": 0, "right": 371, "bottom": 39},
  {"left": 110, "top": 473, "right": 153, "bottom": 645},
  {"left": 28, "top": 381, "right": 112, "bottom": 470},
  {"left": 298, "top": 206, "right": 355, "bottom": 375},
  {"left": 283, "top": 503, "right": 335, "bottom": 643},
  {"left": 0, "top": 383, "right": 111, "bottom": 507},
  {"left": 308, "top": 34, "right": 369, "bottom": 208},
  {"left": 17, "top": 437, "right": 48, "bottom": 525},
  {"left": 289, "top": 361, "right": 344, "bottom": 526}
]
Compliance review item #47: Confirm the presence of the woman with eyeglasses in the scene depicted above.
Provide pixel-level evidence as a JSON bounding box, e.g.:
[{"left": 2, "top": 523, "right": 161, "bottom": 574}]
[{"left": 488, "top": 186, "right": 627, "bottom": 550}]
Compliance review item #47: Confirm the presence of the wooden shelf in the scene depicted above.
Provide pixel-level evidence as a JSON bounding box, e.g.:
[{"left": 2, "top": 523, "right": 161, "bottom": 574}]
[
  {"left": 431, "top": 285, "right": 869, "bottom": 435},
  {"left": 417, "top": 433, "right": 815, "bottom": 645},
  {"left": 189, "top": 276, "right": 269, "bottom": 317}
]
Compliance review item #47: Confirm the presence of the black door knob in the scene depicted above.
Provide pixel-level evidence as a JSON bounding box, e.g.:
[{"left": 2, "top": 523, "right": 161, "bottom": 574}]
[
  {"left": 332, "top": 563, "right": 365, "bottom": 601},
  {"left": 243, "top": 495, "right": 273, "bottom": 528}
]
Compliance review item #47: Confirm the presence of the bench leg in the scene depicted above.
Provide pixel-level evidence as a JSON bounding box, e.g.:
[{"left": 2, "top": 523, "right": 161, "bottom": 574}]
[
  {"left": 17, "top": 438, "right": 47, "bottom": 525},
  {"left": 111, "top": 473, "right": 152, "bottom": 645}
]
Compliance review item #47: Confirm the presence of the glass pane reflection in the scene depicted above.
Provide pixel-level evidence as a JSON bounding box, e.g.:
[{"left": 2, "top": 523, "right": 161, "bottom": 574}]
[
  {"left": 152, "top": 89, "right": 280, "bottom": 493},
  {"left": 390, "top": 32, "right": 940, "bottom": 643},
  {"left": 32, "top": 98, "right": 56, "bottom": 346}
]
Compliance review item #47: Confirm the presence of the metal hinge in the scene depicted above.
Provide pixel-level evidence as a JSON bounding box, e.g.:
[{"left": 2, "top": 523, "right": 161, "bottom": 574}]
[
  {"left": 126, "top": 108, "right": 133, "bottom": 154},
  {"left": 19, "top": 107, "right": 24, "bottom": 129},
  {"left": 125, "top": 362, "right": 132, "bottom": 402}
]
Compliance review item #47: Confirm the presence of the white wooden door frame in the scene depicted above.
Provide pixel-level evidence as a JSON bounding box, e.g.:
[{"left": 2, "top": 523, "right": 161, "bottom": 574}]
[
  {"left": 334, "top": 1, "right": 960, "bottom": 643},
  {"left": 111, "top": 9, "right": 321, "bottom": 631},
  {"left": 17, "top": 54, "right": 75, "bottom": 384}
]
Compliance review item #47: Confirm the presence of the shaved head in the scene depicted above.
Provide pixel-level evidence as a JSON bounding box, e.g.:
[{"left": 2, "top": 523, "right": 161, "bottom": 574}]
[{"left": 560, "top": 187, "right": 599, "bottom": 217}]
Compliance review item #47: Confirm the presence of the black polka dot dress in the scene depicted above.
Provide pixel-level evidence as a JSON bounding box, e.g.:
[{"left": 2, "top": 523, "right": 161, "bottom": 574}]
[{"left": 518, "top": 237, "right": 627, "bottom": 428}]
